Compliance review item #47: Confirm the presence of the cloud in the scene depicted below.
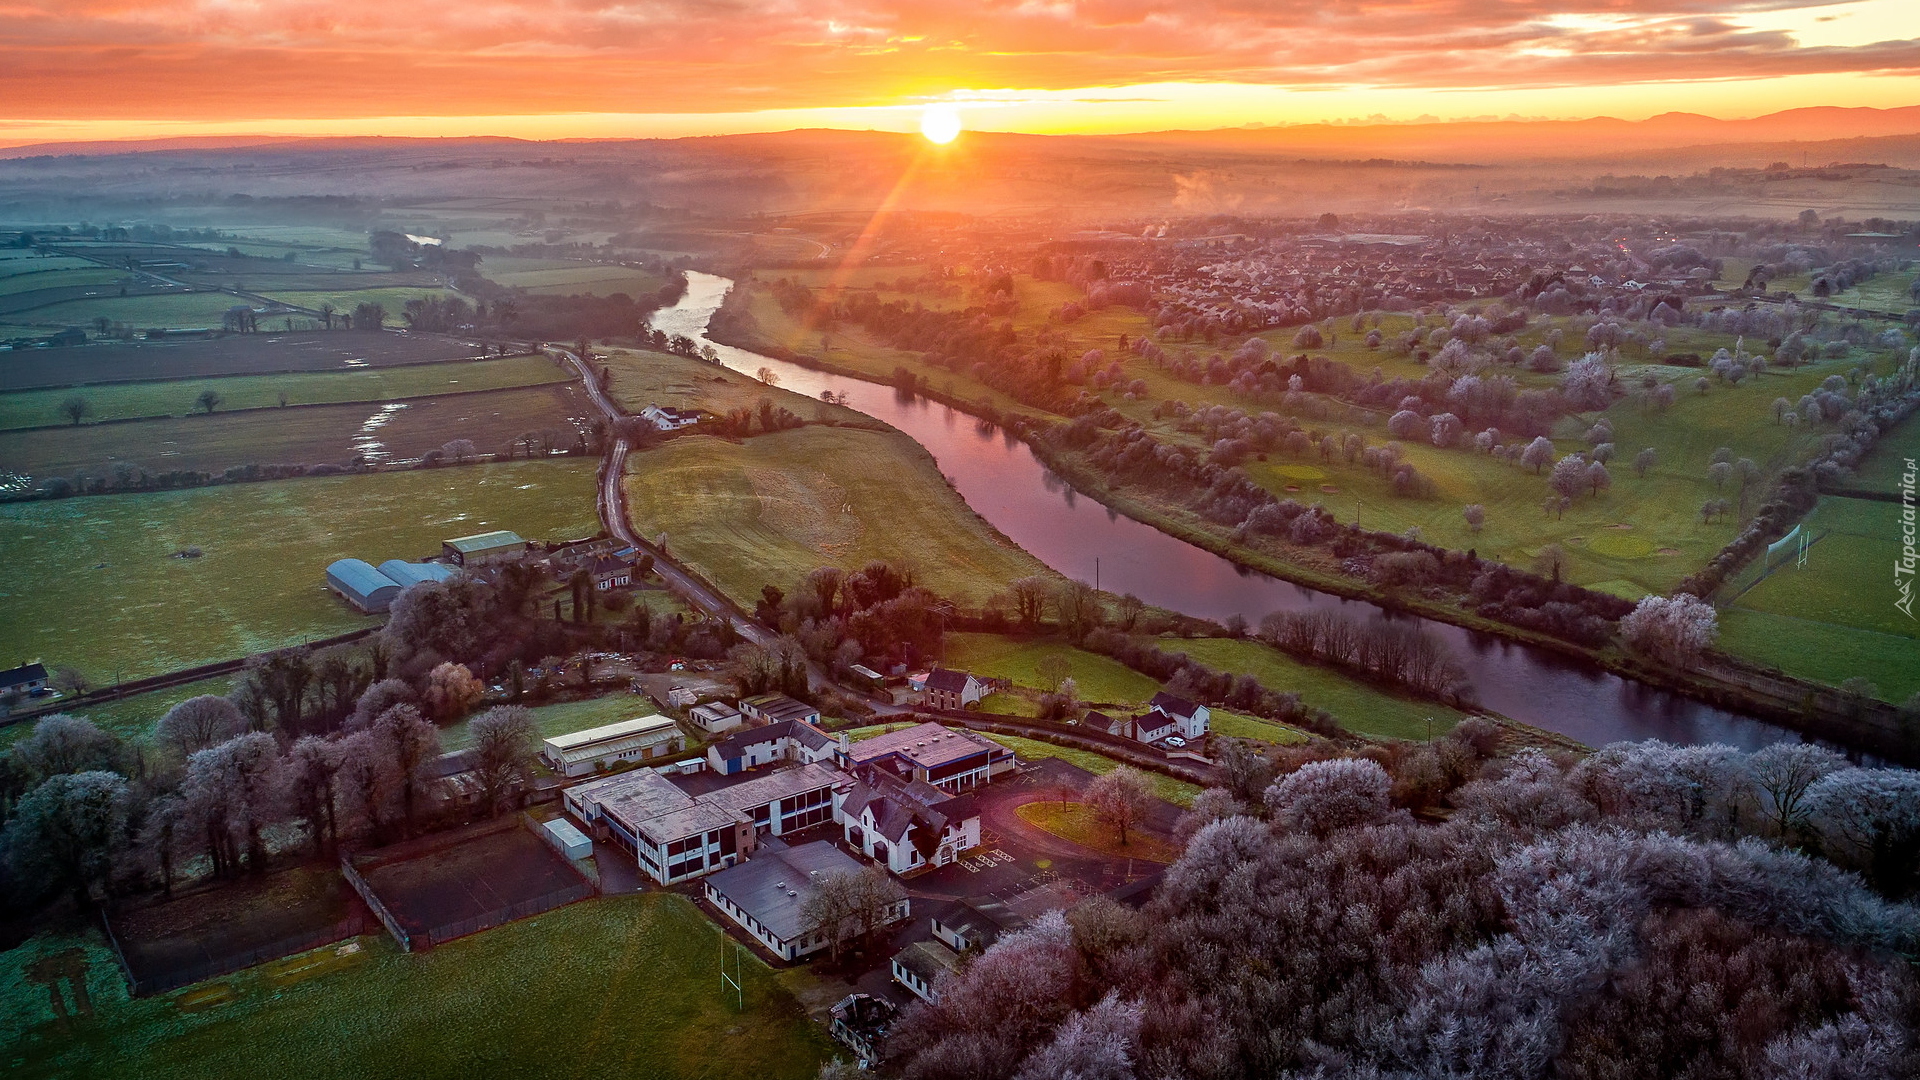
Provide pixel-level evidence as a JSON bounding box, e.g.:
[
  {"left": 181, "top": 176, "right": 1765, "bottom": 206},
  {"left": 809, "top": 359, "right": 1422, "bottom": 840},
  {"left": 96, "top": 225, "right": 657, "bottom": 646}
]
[{"left": 0, "top": 1, "right": 1916, "bottom": 120}]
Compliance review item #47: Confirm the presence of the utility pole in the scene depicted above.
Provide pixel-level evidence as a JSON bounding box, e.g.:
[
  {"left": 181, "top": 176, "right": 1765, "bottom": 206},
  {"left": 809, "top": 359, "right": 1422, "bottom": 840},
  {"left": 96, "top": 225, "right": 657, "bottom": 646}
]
[{"left": 1094, "top": 558, "right": 1100, "bottom": 593}]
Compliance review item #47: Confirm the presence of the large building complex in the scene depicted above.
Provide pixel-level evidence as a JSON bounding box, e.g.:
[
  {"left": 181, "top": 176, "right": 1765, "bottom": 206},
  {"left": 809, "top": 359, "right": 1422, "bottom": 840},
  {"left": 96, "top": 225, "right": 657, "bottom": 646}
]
[{"left": 837, "top": 721, "right": 1015, "bottom": 792}]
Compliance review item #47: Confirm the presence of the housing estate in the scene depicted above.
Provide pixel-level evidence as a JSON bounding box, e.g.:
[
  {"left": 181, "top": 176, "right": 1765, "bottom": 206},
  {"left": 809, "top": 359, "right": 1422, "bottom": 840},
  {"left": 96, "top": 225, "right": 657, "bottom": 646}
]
[
  {"left": 541, "top": 714, "right": 685, "bottom": 777},
  {"left": 702, "top": 839, "right": 908, "bottom": 961}
]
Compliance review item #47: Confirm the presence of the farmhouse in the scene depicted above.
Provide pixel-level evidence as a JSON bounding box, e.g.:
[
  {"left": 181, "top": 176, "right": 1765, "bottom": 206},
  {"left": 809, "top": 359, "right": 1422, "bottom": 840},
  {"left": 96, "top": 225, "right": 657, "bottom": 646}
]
[
  {"left": 588, "top": 553, "right": 634, "bottom": 590},
  {"left": 708, "top": 718, "right": 837, "bottom": 775},
  {"left": 0, "top": 662, "right": 49, "bottom": 697},
  {"left": 641, "top": 403, "right": 702, "bottom": 431},
  {"left": 442, "top": 529, "right": 528, "bottom": 567},
  {"left": 923, "top": 668, "right": 985, "bottom": 711},
  {"left": 1148, "top": 692, "right": 1211, "bottom": 739},
  {"left": 377, "top": 559, "right": 458, "bottom": 589},
  {"left": 739, "top": 693, "right": 822, "bottom": 726},
  {"left": 541, "top": 714, "right": 685, "bottom": 777},
  {"left": 891, "top": 940, "right": 960, "bottom": 1003},
  {"left": 703, "top": 839, "right": 907, "bottom": 962},
  {"left": 689, "top": 702, "right": 744, "bottom": 734},
  {"left": 566, "top": 762, "right": 845, "bottom": 885},
  {"left": 840, "top": 765, "right": 981, "bottom": 875},
  {"left": 325, "top": 558, "right": 404, "bottom": 613},
  {"left": 839, "top": 722, "right": 1014, "bottom": 792}
]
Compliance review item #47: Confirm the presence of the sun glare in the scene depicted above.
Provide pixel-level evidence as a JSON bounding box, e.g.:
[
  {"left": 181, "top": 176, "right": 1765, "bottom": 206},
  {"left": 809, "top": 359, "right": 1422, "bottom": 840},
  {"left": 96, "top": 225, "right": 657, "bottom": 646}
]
[{"left": 920, "top": 104, "right": 961, "bottom": 144}]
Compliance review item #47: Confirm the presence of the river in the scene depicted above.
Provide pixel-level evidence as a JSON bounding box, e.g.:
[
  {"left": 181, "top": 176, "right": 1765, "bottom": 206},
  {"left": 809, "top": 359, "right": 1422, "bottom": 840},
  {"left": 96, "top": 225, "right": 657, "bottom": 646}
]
[{"left": 652, "top": 271, "right": 1813, "bottom": 752}]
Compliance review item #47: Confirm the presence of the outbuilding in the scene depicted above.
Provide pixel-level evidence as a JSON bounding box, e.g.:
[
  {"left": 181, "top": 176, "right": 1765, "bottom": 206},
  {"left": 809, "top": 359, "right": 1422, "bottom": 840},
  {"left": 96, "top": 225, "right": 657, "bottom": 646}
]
[
  {"left": 325, "top": 558, "right": 403, "bottom": 613},
  {"left": 377, "top": 559, "right": 458, "bottom": 589},
  {"left": 542, "top": 714, "right": 685, "bottom": 777},
  {"left": 441, "top": 530, "right": 528, "bottom": 567}
]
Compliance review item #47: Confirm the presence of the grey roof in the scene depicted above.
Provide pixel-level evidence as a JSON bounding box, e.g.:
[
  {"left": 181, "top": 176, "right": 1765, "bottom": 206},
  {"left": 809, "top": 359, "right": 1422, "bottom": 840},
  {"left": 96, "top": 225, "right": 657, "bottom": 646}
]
[
  {"left": 325, "top": 558, "right": 401, "bottom": 607},
  {"left": 894, "top": 940, "right": 960, "bottom": 983},
  {"left": 444, "top": 530, "right": 525, "bottom": 554},
  {"left": 846, "top": 722, "right": 1000, "bottom": 772},
  {"left": 705, "top": 840, "right": 867, "bottom": 943},
  {"left": 579, "top": 762, "right": 846, "bottom": 846},
  {"left": 1149, "top": 692, "right": 1201, "bottom": 719},
  {"left": 0, "top": 662, "right": 48, "bottom": 689},
  {"left": 923, "top": 668, "right": 974, "bottom": 694},
  {"left": 712, "top": 719, "right": 832, "bottom": 761},
  {"left": 741, "top": 693, "right": 820, "bottom": 724},
  {"left": 378, "top": 560, "right": 457, "bottom": 588},
  {"left": 1082, "top": 710, "right": 1126, "bottom": 736}
]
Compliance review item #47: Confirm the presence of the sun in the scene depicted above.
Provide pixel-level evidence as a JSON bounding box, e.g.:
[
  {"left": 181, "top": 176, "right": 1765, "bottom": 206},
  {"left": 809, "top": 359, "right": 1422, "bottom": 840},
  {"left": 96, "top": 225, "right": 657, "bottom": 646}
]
[{"left": 920, "top": 104, "right": 961, "bottom": 144}]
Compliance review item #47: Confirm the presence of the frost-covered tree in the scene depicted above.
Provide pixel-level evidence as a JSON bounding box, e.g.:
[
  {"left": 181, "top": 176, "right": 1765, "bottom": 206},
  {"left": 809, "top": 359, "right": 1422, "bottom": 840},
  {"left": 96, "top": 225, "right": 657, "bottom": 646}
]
[
  {"left": 1620, "top": 594, "right": 1718, "bottom": 660},
  {"left": 1521, "top": 436, "right": 1556, "bottom": 473},
  {"left": 1264, "top": 757, "right": 1394, "bottom": 836},
  {"left": 4, "top": 770, "right": 130, "bottom": 908},
  {"left": 155, "top": 695, "right": 246, "bottom": 758},
  {"left": 1085, "top": 766, "right": 1153, "bottom": 847}
]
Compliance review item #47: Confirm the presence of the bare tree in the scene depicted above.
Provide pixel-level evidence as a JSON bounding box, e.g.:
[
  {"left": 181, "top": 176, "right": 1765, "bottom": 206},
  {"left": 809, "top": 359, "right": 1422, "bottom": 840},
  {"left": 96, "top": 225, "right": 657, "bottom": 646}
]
[
  {"left": 195, "top": 389, "right": 223, "bottom": 414},
  {"left": 1115, "top": 593, "right": 1145, "bottom": 631},
  {"left": 469, "top": 705, "right": 537, "bottom": 816},
  {"left": 155, "top": 695, "right": 246, "bottom": 758},
  {"left": 803, "top": 865, "right": 907, "bottom": 963},
  {"left": 1010, "top": 576, "right": 1051, "bottom": 629},
  {"left": 1035, "top": 654, "right": 1072, "bottom": 693},
  {"left": 59, "top": 395, "right": 91, "bottom": 426}
]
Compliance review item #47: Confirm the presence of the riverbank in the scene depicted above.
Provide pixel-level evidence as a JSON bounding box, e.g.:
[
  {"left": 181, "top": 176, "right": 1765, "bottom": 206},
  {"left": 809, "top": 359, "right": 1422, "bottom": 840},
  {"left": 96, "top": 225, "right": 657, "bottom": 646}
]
[{"left": 693, "top": 276, "right": 1915, "bottom": 762}]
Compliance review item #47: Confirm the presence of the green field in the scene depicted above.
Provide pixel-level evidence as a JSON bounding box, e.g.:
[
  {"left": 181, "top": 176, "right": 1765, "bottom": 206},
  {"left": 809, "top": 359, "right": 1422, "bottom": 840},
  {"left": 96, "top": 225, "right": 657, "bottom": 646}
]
[
  {"left": 10, "top": 292, "right": 247, "bottom": 330},
  {"left": 979, "top": 732, "right": 1200, "bottom": 806},
  {"left": 2, "top": 893, "right": 833, "bottom": 1080},
  {"left": 1163, "top": 637, "right": 1467, "bottom": 742},
  {"left": 1851, "top": 409, "right": 1920, "bottom": 492},
  {"left": 0, "top": 383, "right": 587, "bottom": 480},
  {"left": 0, "top": 266, "right": 128, "bottom": 297},
  {"left": 439, "top": 693, "right": 663, "bottom": 752},
  {"left": 943, "top": 633, "right": 1162, "bottom": 706},
  {"left": 483, "top": 259, "right": 668, "bottom": 297},
  {"left": 622, "top": 427, "right": 1053, "bottom": 607},
  {"left": 259, "top": 287, "right": 471, "bottom": 319},
  {"left": 600, "top": 347, "right": 869, "bottom": 425},
  {"left": 0, "top": 675, "right": 236, "bottom": 750},
  {"left": 1206, "top": 708, "right": 1311, "bottom": 745},
  {"left": 0, "top": 461, "right": 599, "bottom": 683},
  {"left": 1719, "top": 496, "right": 1920, "bottom": 701},
  {"left": 0, "top": 354, "right": 567, "bottom": 430}
]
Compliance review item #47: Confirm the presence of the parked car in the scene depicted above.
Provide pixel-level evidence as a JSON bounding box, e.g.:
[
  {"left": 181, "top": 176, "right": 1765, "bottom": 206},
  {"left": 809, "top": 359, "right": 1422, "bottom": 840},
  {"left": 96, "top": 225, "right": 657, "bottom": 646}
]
[{"left": 1165, "top": 735, "right": 1186, "bottom": 748}]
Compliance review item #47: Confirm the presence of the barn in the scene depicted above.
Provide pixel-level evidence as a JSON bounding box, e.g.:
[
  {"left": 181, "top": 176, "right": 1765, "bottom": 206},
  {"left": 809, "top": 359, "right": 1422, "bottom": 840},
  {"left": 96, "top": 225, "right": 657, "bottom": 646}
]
[{"left": 325, "top": 559, "right": 403, "bottom": 613}]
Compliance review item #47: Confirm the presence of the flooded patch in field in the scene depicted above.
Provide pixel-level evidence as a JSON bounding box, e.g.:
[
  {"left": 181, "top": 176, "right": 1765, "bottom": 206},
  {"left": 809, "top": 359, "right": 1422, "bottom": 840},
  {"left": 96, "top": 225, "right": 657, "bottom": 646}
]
[{"left": 352, "top": 402, "right": 409, "bottom": 460}]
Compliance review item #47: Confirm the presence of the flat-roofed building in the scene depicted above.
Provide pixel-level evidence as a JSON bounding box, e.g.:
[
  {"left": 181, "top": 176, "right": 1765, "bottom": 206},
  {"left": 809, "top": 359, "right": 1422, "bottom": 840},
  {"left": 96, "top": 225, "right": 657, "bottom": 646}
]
[
  {"left": 838, "top": 721, "right": 1014, "bottom": 792},
  {"left": 704, "top": 840, "right": 908, "bottom": 962},
  {"left": 566, "top": 763, "right": 846, "bottom": 885},
  {"left": 441, "top": 529, "right": 528, "bottom": 567},
  {"left": 542, "top": 714, "right": 684, "bottom": 777},
  {"left": 689, "top": 702, "right": 743, "bottom": 734},
  {"left": 891, "top": 940, "right": 960, "bottom": 1003}
]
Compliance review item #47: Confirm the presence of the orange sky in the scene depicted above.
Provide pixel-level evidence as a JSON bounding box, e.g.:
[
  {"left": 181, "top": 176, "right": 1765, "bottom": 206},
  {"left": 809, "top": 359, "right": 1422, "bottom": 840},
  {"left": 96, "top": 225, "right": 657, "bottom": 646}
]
[{"left": 3, "top": 0, "right": 1919, "bottom": 145}]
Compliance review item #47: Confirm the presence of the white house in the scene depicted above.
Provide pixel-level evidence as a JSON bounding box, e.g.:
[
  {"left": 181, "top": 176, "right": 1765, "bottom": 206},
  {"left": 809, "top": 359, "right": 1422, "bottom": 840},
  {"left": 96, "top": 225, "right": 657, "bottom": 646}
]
[
  {"left": 1148, "top": 692, "right": 1210, "bottom": 740},
  {"left": 707, "top": 719, "right": 837, "bottom": 775},
  {"left": 839, "top": 765, "right": 982, "bottom": 876},
  {"left": 641, "top": 403, "right": 702, "bottom": 431},
  {"left": 689, "top": 702, "right": 743, "bottom": 734}
]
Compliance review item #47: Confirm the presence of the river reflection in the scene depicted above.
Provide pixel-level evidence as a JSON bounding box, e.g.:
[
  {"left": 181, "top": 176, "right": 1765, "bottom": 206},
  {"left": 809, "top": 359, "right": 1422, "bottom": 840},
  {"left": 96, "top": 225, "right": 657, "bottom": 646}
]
[{"left": 653, "top": 272, "right": 1829, "bottom": 754}]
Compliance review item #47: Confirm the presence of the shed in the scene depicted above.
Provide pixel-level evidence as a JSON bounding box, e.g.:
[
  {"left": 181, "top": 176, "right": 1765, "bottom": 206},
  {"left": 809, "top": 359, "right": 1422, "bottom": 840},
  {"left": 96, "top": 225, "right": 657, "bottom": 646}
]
[
  {"left": 325, "top": 559, "right": 402, "bottom": 613},
  {"left": 442, "top": 530, "right": 528, "bottom": 567},
  {"left": 542, "top": 713, "right": 685, "bottom": 777},
  {"left": 542, "top": 817, "right": 593, "bottom": 861}
]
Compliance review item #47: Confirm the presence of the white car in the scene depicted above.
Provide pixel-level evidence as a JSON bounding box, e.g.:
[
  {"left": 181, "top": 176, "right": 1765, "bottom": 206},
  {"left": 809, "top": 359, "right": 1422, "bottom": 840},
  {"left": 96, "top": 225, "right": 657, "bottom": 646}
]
[{"left": 1165, "top": 736, "right": 1186, "bottom": 748}]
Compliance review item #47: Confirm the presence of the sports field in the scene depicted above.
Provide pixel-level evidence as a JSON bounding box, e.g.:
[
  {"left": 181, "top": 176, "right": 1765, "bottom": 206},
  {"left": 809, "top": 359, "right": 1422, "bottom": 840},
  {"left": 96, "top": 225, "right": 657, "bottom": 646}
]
[
  {"left": 622, "top": 427, "right": 1053, "bottom": 607},
  {"left": 0, "top": 353, "right": 566, "bottom": 430},
  {"left": 1, "top": 893, "right": 834, "bottom": 1080},
  {"left": 1719, "top": 495, "right": 1920, "bottom": 701},
  {"left": 0, "top": 460, "right": 599, "bottom": 683}
]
